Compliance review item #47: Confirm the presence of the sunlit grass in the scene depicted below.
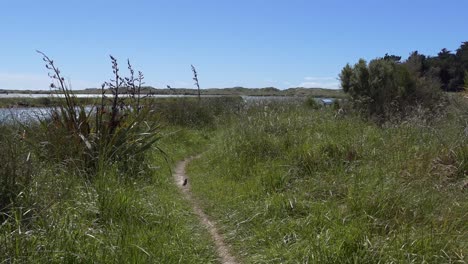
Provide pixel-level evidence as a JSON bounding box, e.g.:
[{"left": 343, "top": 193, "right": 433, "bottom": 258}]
[
  {"left": 188, "top": 101, "right": 467, "bottom": 263},
  {"left": 0, "top": 126, "right": 218, "bottom": 263}
]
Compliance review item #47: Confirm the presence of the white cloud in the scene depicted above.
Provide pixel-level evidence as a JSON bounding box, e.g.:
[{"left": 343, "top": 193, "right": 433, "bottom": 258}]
[
  {"left": 304, "top": 76, "right": 336, "bottom": 81},
  {"left": 297, "top": 76, "right": 340, "bottom": 89},
  {"left": 298, "top": 81, "right": 340, "bottom": 89},
  {"left": 0, "top": 72, "right": 97, "bottom": 90},
  {"left": 171, "top": 81, "right": 190, "bottom": 88}
]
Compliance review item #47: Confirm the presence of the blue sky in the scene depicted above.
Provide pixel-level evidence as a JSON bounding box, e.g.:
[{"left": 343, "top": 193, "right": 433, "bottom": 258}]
[{"left": 1, "top": 0, "right": 467, "bottom": 90}]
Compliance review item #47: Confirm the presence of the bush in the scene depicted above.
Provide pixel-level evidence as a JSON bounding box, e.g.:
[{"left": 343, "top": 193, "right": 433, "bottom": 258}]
[
  {"left": 332, "top": 99, "right": 341, "bottom": 110},
  {"left": 305, "top": 97, "right": 321, "bottom": 109},
  {"left": 340, "top": 57, "right": 444, "bottom": 121}
]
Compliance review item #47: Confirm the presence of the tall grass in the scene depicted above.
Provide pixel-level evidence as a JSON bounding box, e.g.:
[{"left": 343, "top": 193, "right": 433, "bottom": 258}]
[
  {"left": 1, "top": 49, "right": 466, "bottom": 263},
  {"left": 0, "top": 88, "right": 242, "bottom": 262},
  {"left": 0, "top": 125, "right": 220, "bottom": 262},
  {"left": 188, "top": 98, "right": 468, "bottom": 263},
  {"left": 151, "top": 96, "right": 243, "bottom": 128},
  {"left": 0, "top": 54, "right": 230, "bottom": 262},
  {"left": 0, "top": 124, "right": 33, "bottom": 214}
]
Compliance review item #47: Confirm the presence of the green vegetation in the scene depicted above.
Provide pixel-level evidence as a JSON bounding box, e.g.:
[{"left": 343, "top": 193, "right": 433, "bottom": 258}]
[
  {"left": 375, "top": 42, "right": 468, "bottom": 92},
  {"left": 187, "top": 98, "right": 467, "bottom": 263},
  {"left": 0, "top": 122, "right": 219, "bottom": 263},
  {"left": 1, "top": 44, "right": 467, "bottom": 263},
  {"left": 2, "top": 92, "right": 467, "bottom": 263},
  {"left": 338, "top": 42, "right": 468, "bottom": 122},
  {"left": 340, "top": 57, "right": 443, "bottom": 121},
  {"left": 464, "top": 70, "right": 468, "bottom": 92},
  {"left": 0, "top": 54, "right": 240, "bottom": 262},
  {"left": 0, "top": 95, "right": 245, "bottom": 262}
]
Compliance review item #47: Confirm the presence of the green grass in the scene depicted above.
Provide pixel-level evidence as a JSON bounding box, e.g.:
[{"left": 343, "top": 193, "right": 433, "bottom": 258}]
[
  {"left": 0, "top": 94, "right": 223, "bottom": 263},
  {"left": 0, "top": 126, "right": 218, "bottom": 263},
  {"left": 0, "top": 94, "right": 243, "bottom": 263},
  {"left": 187, "top": 100, "right": 467, "bottom": 263},
  {"left": 1, "top": 94, "right": 466, "bottom": 263}
]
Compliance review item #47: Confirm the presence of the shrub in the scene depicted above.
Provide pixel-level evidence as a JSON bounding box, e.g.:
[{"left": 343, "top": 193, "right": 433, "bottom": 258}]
[
  {"left": 332, "top": 99, "right": 341, "bottom": 110},
  {"left": 305, "top": 97, "right": 321, "bottom": 109},
  {"left": 340, "top": 57, "right": 444, "bottom": 121},
  {"left": 38, "top": 97, "right": 52, "bottom": 106}
]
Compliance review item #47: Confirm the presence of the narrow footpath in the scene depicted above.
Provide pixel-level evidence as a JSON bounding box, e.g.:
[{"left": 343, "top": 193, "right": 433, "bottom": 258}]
[{"left": 173, "top": 156, "right": 239, "bottom": 264}]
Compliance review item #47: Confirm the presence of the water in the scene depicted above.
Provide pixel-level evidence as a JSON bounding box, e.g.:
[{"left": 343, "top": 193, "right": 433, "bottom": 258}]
[
  {"left": 0, "top": 106, "right": 96, "bottom": 123},
  {"left": 0, "top": 95, "right": 335, "bottom": 122},
  {"left": 0, "top": 107, "right": 51, "bottom": 123}
]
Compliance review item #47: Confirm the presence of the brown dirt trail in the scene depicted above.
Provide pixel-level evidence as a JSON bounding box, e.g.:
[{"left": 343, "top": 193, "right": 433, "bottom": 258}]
[{"left": 173, "top": 156, "right": 238, "bottom": 264}]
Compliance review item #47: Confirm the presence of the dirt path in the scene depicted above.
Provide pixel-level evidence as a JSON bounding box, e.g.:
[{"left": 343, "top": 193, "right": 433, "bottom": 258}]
[{"left": 173, "top": 156, "right": 239, "bottom": 264}]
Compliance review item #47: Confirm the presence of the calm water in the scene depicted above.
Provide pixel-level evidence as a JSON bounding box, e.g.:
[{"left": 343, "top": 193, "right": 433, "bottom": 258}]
[
  {"left": 0, "top": 95, "right": 334, "bottom": 122},
  {"left": 0, "top": 107, "right": 51, "bottom": 123},
  {"left": 0, "top": 106, "right": 98, "bottom": 123}
]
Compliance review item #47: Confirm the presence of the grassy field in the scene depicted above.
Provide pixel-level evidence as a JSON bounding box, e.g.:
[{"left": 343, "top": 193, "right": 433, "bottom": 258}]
[
  {"left": 1, "top": 94, "right": 466, "bottom": 263},
  {"left": 0, "top": 125, "right": 221, "bottom": 263},
  {"left": 0, "top": 97, "right": 241, "bottom": 263},
  {"left": 187, "top": 98, "right": 467, "bottom": 263}
]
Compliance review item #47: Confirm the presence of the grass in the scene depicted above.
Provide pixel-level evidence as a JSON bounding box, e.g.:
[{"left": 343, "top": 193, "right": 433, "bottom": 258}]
[
  {"left": 0, "top": 86, "right": 242, "bottom": 262},
  {"left": 187, "top": 98, "right": 467, "bottom": 263},
  {"left": 4, "top": 51, "right": 466, "bottom": 263},
  {"left": 0, "top": 52, "right": 234, "bottom": 262},
  {"left": 0, "top": 125, "right": 219, "bottom": 263},
  {"left": 1, "top": 81, "right": 466, "bottom": 263}
]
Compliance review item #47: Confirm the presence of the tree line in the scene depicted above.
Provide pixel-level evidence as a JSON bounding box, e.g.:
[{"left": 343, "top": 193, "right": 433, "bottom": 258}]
[
  {"left": 404, "top": 42, "right": 468, "bottom": 92},
  {"left": 339, "top": 41, "right": 467, "bottom": 121}
]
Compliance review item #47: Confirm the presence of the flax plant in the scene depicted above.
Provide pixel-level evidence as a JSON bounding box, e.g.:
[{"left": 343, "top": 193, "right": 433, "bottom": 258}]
[{"left": 35, "top": 51, "right": 163, "bottom": 177}]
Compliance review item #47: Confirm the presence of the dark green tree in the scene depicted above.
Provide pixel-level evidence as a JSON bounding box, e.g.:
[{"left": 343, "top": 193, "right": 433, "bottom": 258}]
[
  {"left": 350, "top": 59, "right": 370, "bottom": 98},
  {"left": 384, "top": 53, "right": 402, "bottom": 63},
  {"left": 456, "top": 42, "right": 468, "bottom": 66},
  {"left": 464, "top": 70, "right": 468, "bottom": 91},
  {"left": 339, "top": 64, "right": 353, "bottom": 93},
  {"left": 405, "top": 51, "right": 427, "bottom": 76},
  {"left": 340, "top": 56, "right": 442, "bottom": 121}
]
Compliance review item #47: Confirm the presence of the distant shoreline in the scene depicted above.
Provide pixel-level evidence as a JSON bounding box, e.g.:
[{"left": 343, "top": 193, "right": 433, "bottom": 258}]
[{"left": 0, "top": 87, "right": 345, "bottom": 98}]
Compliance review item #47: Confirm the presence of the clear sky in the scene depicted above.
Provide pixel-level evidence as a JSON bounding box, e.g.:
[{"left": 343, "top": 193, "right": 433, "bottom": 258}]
[{"left": 1, "top": 0, "right": 467, "bottom": 90}]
